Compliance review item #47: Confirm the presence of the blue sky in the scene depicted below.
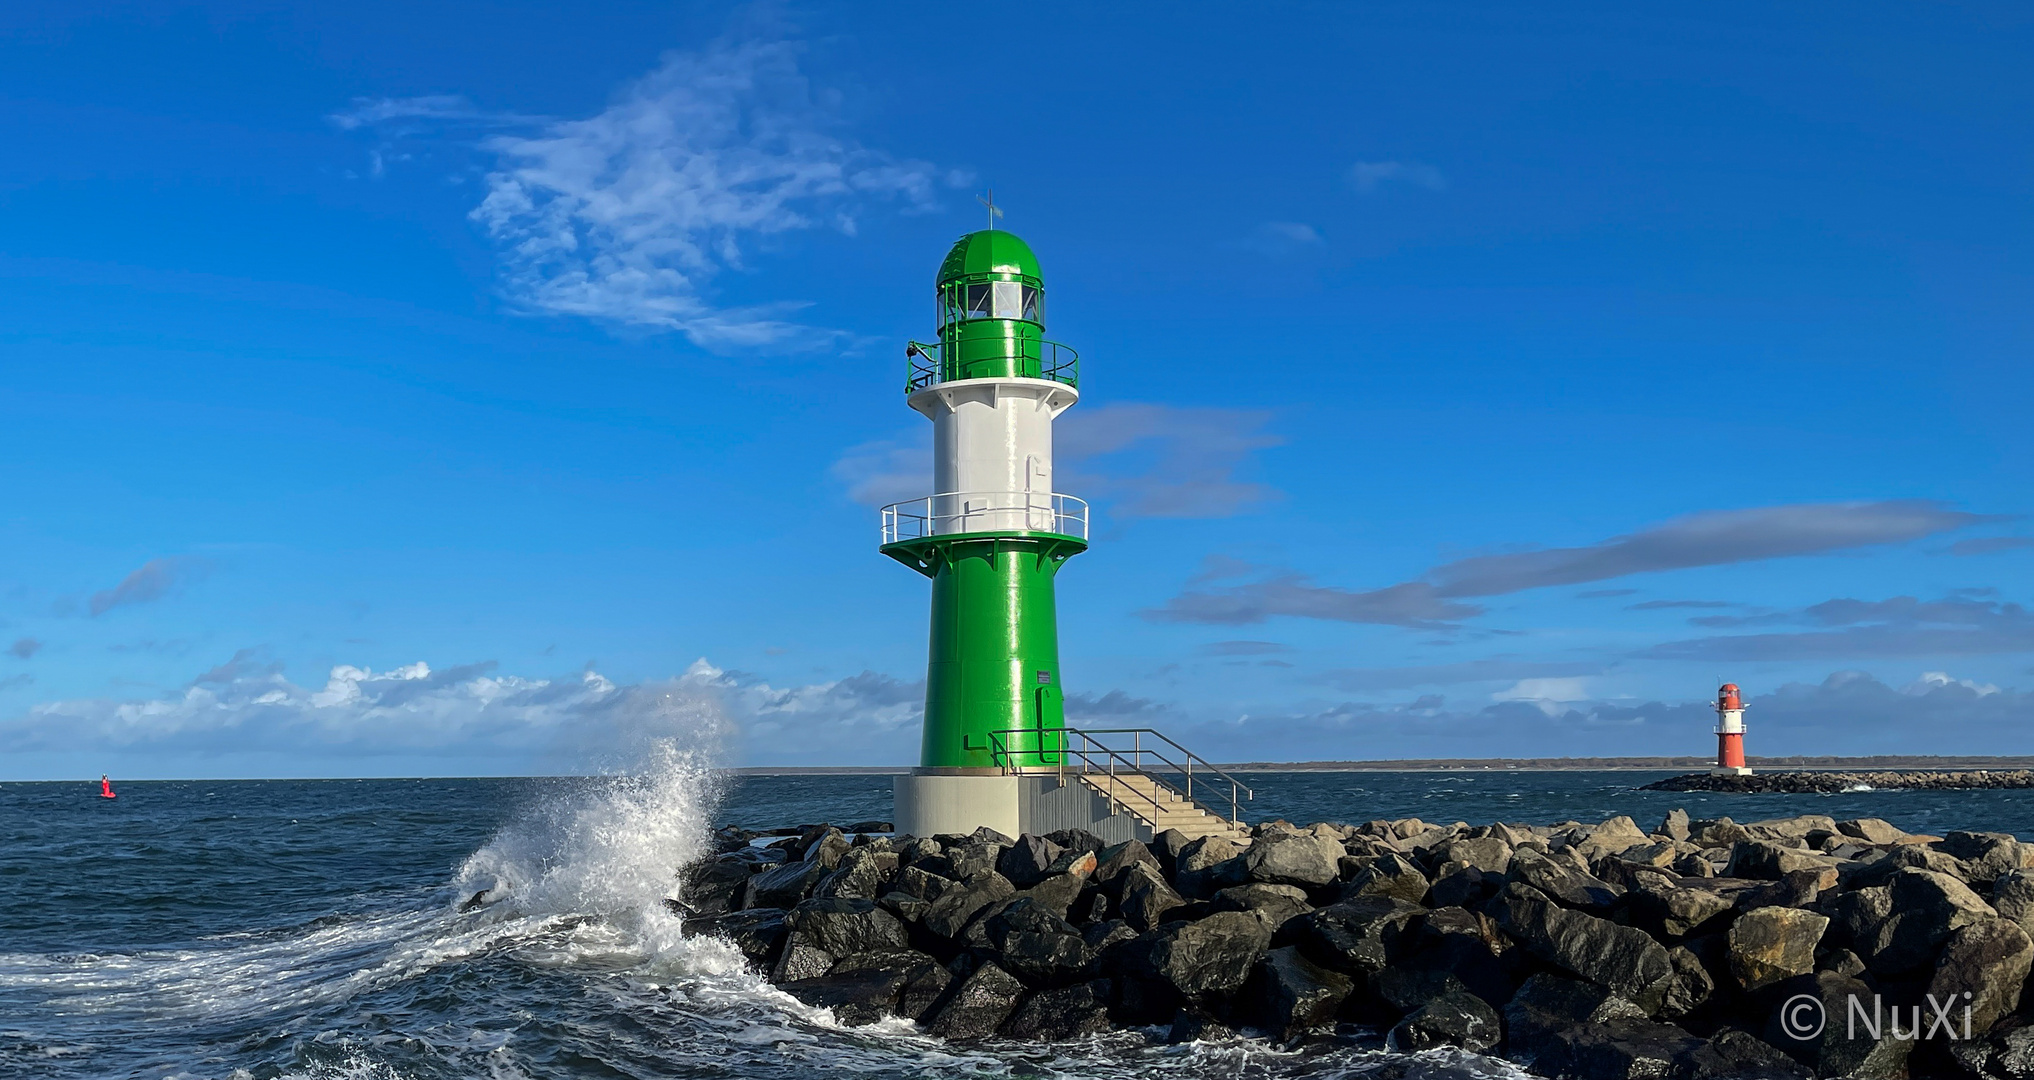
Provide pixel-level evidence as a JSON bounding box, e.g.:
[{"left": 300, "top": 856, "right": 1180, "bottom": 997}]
[{"left": 2, "top": 2, "right": 2029, "bottom": 778}]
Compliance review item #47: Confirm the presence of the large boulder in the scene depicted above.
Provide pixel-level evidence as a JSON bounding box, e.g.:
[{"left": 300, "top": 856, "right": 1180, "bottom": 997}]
[
  {"left": 683, "top": 906, "right": 787, "bottom": 966},
  {"left": 1495, "top": 883, "right": 1674, "bottom": 1013},
  {"left": 1273, "top": 895, "right": 1423, "bottom": 976},
  {"left": 922, "top": 960, "right": 1027, "bottom": 1038},
  {"left": 743, "top": 858, "right": 830, "bottom": 910},
  {"left": 778, "top": 949, "right": 948, "bottom": 1024},
  {"left": 812, "top": 848, "right": 893, "bottom": 901},
  {"left": 1626, "top": 877, "right": 1739, "bottom": 940},
  {"left": 1762, "top": 970, "right": 1914, "bottom": 1079},
  {"left": 920, "top": 872, "right": 1015, "bottom": 940},
  {"left": 1389, "top": 991, "right": 1501, "bottom": 1053},
  {"left": 1658, "top": 808, "right": 1692, "bottom": 842},
  {"left": 1508, "top": 847, "right": 1620, "bottom": 912},
  {"left": 1861, "top": 868, "right": 1994, "bottom": 974},
  {"left": 1941, "top": 830, "right": 2034, "bottom": 881},
  {"left": 1928, "top": 916, "right": 2034, "bottom": 1036},
  {"left": 1113, "top": 861, "right": 1185, "bottom": 932},
  {"left": 1341, "top": 851, "right": 1429, "bottom": 904},
  {"left": 1436, "top": 836, "right": 1513, "bottom": 875},
  {"left": 998, "top": 979, "right": 1112, "bottom": 1040},
  {"left": 997, "top": 834, "right": 1065, "bottom": 889},
  {"left": 1503, "top": 973, "right": 1650, "bottom": 1068},
  {"left": 1726, "top": 906, "right": 1827, "bottom": 992},
  {"left": 1837, "top": 818, "right": 1906, "bottom": 845},
  {"left": 1092, "top": 840, "right": 1160, "bottom": 885},
  {"left": 787, "top": 897, "right": 909, "bottom": 957},
  {"left": 1123, "top": 910, "right": 1272, "bottom": 999},
  {"left": 1243, "top": 831, "right": 1343, "bottom": 887},
  {"left": 1243, "top": 945, "right": 1353, "bottom": 1040},
  {"left": 981, "top": 898, "right": 1089, "bottom": 987},
  {"left": 1211, "top": 882, "right": 1314, "bottom": 928},
  {"left": 1724, "top": 840, "right": 1832, "bottom": 881},
  {"left": 678, "top": 854, "right": 757, "bottom": 916}
]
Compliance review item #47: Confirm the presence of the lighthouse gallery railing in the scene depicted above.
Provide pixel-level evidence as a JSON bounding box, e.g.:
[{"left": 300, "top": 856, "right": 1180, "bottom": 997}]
[
  {"left": 906, "top": 339, "right": 1079, "bottom": 393},
  {"left": 881, "top": 491, "right": 1088, "bottom": 544}
]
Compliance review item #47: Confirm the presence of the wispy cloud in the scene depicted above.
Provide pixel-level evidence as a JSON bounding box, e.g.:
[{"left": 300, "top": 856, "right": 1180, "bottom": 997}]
[
  {"left": 1349, "top": 160, "right": 1446, "bottom": 192},
  {"left": 1244, "top": 221, "right": 1325, "bottom": 255},
  {"left": 336, "top": 39, "right": 947, "bottom": 350},
  {"left": 1950, "top": 537, "right": 2034, "bottom": 556},
  {"left": 1641, "top": 593, "right": 2034, "bottom": 661},
  {"left": 1200, "top": 640, "right": 1292, "bottom": 657},
  {"left": 89, "top": 557, "right": 207, "bottom": 617},
  {"left": 1319, "top": 659, "right": 1605, "bottom": 693},
  {"left": 7, "top": 638, "right": 38, "bottom": 660},
  {"left": 833, "top": 403, "right": 1283, "bottom": 520},
  {"left": 1626, "top": 599, "right": 1741, "bottom": 611},
  {"left": 1153, "top": 501, "right": 1992, "bottom": 627}
]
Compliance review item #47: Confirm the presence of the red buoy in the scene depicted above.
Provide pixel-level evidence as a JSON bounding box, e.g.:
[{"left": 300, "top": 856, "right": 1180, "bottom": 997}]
[{"left": 100, "top": 774, "right": 116, "bottom": 799}]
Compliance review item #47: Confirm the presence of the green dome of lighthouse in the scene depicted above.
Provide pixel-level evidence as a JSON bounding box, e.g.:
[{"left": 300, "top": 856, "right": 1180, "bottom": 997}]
[{"left": 936, "top": 230, "right": 1042, "bottom": 287}]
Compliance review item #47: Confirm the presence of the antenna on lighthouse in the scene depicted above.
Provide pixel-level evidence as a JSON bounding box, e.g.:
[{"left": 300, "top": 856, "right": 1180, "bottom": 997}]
[{"left": 977, "top": 189, "right": 1003, "bottom": 231}]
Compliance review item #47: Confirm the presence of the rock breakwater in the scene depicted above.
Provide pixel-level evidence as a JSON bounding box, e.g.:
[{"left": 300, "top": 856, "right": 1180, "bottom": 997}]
[
  {"left": 1645, "top": 772, "right": 2034, "bottom": 794},
  {"left": 672, "top": 811, "right": 2034, "bottom": 1078}
]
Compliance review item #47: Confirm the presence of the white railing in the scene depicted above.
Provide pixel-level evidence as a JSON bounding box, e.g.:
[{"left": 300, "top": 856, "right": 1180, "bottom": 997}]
[{"left": 881, "top": 491, "right": 1089, "bottom": 543}]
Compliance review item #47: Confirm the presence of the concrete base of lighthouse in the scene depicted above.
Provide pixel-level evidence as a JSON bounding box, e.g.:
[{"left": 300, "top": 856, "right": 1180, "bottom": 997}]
[
  {"left": 1710, "top": 766, "right": 1754, "bottom": 777},
  {"left": 893, "top": 771, "right": 1151, "bottom": 843}
]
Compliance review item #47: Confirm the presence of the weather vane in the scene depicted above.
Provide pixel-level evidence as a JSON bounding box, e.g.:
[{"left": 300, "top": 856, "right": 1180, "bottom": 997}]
[{"left": 977, "top": 189, "right": 1003, "bottom": 231}]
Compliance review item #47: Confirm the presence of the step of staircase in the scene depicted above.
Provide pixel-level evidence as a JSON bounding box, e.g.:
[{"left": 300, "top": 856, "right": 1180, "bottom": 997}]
[{"left": 1076, "top": 772, "right": 1251, "bottom": 842}]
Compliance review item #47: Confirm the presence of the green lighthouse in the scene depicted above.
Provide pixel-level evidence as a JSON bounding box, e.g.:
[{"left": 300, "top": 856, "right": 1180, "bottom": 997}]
[{"left": 883, "top": 228, "right": 1087, "bottom": 835}]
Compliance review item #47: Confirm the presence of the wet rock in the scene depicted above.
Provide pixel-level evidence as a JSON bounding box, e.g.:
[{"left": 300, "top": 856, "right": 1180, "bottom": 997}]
[
  {"left": 812, "top": 849, "right": 892, "bottom": 900},
  {"left": 679, "top": 855, "right": 756, "bottom": 917},
  {"left": 1694, "top": 1029, "right": 1810, "bottom": 1080},
  {"left": 1123, "top": 910, "right": 1272, "bottom": 999},
  {"left": 683, "top": 907, "right": 787, "bottom": 966},
  {"left": 920, "top": 872, "right": 1015, "bottom": 940},
  {"left": 1083, "top": 918, "right": 1137, "bottom": 953},
  {"left": 1373, "top": 966, "right": 1469, "bottom": 1013},
  {"left": 1020, "top": 871, "right": 1087, "bottom": 920},
  {"left": 1928, "top": 916, "right": 2033, "bottom": 1035},
  {"left": 950, "top": 842, "right": 1003, "bottom": 880},
  {"left": 893, "top": 864, "right": 954, "bottom": 903},
  {"left": 1496, "top": 883, "right": 1674, "bottom": 1012},
  {"left": 1211, "top": 882, "right": 1312, "bottom": 925},
  {"left": 1401, "top": 905, "right": 1512, "bottom": 1007},
  {"left": 1508, "top": 847, "right": 1620, "bottom": 912},
  {"left": 982, "top": 898, "right": 1089, "bottom": 986},
  {"left": 1241, "top": 945, "right": 1351, "bottom": 1040},
  {"left": 1274, "top": 895, "right": 1423, "bottom": 976},
  {"left": 1504, "top": 973, "right": 1651, "bottom": 1067},
  {"left": 1389, "top": 990, "right": 1501, "bottom": 1053},
  {"left": 876, "top": 891, "right": 928, "bottom": 924},
  {"left": 1762, "top": 970, "right": 1914, "bottom": 1079},
  {"left": 1530, "top": 1018, "right": 1708, "bottom": 1080},
  {"left": 779, "top": 949, "right": 945, "bottom": 1025},
  {"left": 1726, "top": 906, "right": 1827, "bottom": 992},
  {"left": 1659, "top": 944, "right": 1715, "bottom": 1020},
  {"left": 998, "top": 834, "right": 1065, "bottom": 889},
  {"left": 1243, "top": 831, "right": 1343, "bottom": 887},
  {"left": 1428, "top": 863, "right": 1494, "bottom": 909},
  {"left": 999, "top": 980, "right": 1111, "bottom": 1039},
  {"left": 743, "top": 858, "right": 830, "bottom": 910},
  {"left": 1342, "top": 851, "right": 1429, "bottom": 905},
  {"left": 922, "top": 960, "right": 1026, "bottom": 1039},
  {"left": 772, "top": 934, "right": 834, "bottom": 981},
  {"left": 1165, "top": 1006, "right": 1236, "bottom": 1044},
  {"left": 787, "top": 897, "right": 909, "bottom": 958},
  {"left": 1114, "top": 861, "right": 1185, "bottom": 932}
]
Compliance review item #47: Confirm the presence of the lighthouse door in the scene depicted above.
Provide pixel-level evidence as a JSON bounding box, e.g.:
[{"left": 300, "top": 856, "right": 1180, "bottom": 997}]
[{"left": 1031, "top": 682, "right": 1064, "bottom": 767}]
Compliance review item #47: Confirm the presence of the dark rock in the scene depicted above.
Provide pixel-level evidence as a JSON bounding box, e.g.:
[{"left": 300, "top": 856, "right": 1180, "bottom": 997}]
[
  {"left": 1436, "top": 836, "right": 1513, "bottom": 875},
  {"left": 969, "top": 826, "right": 1015, "bottom": 846},
  {"left": 1402, "top": 905, "right": 1513, "bottom": 1008},
  {"left": 779, "top": 949, "right": 943, "bottom": 1025},
  {"left": 812, "top": 848, "right": 892, "bottom": 900},
  {"left": 893, "top": 865, "right": 954, "bottom": 903},
  {"left": 1504, "top": 973, "right": 1650, "bottom": 1067},
  {"left": 1021, "top": 872, "right": 1086, "bottom": 919},
  {"left": 679, "top": 855, "right": 756, "bottom": 917},
  {"left": 1174, "top": 835, "right": 1246, "bottom": 898},
  {"left": 950, "top": 842, "right": 1003, "bottom": 881},
  {"left": 1928, "top": 916, "right": 2034, "bottom": 1035},
  {"left": 1152, "top": 828, "right": 1191, "bottom": 873},
  {"left": 1043, "top": 828, "right": 1107, "bottom": 858},
  {"left": 1165, "top": 1006, "right": 1236, "bottom": 1044},
  {"left": 1694, "top": 1029, "right": 1810, "bottom": 1080},
  {"left": 1083, "top": 918, "right": 1137, "bottom": 952},
  {"left": 1373, "top": 967, "right": 1469, "bottom": 1012},
  {"left": 876, "top": 891, "right": 929, "bottom": 924},
  {"left": 1045, "top": 848, "right": 1099, "bottom": 880},
  {"left": 743, "top": 858, "right": 830, "bottom": 910},
  {"left": 899, "top": 836, "right": 943, "bottom": 865},
  {"left": 1274, "top": 895, "right": 1423, "bottom": 976},
  {"left": 1092, "top": 840, "right": 1160, "bottom": 885},
  {"left": 1242, "top": 945, "right": 1352, "bottom": 1040},
  {"left": 982, "top": 898, "right": 1089, "bottom": 987},
  {"left": 1389, "top": 991, "right": 1501, "bottom": 1053},
  {"left": 845, "top": 819, "right": 892, "bottom": 835},
  {"left": 1243, "top": 832, "right": 1343, "bottom": 887},
  {"left": 1628, "top": 878, "right": 1738, "bottom": 939},
  {"left": 921, "top": 872, "right": 1015, "bottom": 940},
  {"left": 1726, "top": 906, "right": 1827, "bottom": 992},
  {"left": 922, "top": 960, "right": 1026, "bottom": 1039},
  {"left": 1659, "top": 944, "right": 1715, "bottom": 1020},
  {"left": 1862, "top": 868, "right": 1993, "bottom": 974},
  {"left": 1762, "top": 970, "right": 1914, "bottom": 1079},
  {"left": 999, "top": 980, "right": 1111, "bottom": 1039},
  {"left": 772, "top": 933, "right": 834, "bottom": 981},
  {"left": 1725, "top": 840, "right": 1830, "bottom": 881},
  {"left": 1114, "top": 861, "right": 1185, "bottom": 932},
  {"left": 998, "top": 834, "right": 1065, "bottom": 889},
  {"left": 683, "top": 907, "right": 787, "bottom": 966},
  {"left": 1531, "top": 1018, "right": 1704, "bottom": 1080},
  {"left": 1995, "top": 869, "right": 2034, "bottom": 935},
  {"left": 787, "top": 897, "right": 909, "bottom": 957},
  {"left": 1824, "top": 884, "right": 1893, "bottom": 949},
  {"left": 1737, "top": 867, "right": 1834, "bottom": 911},
  {"left": 1341, "top": 851, "right": 1429, "bottom": 905},
  {"left": 1508, "top": 847, "right": 1620, "bottom": 912},
  {"left": 1123, "top": 910, "right": 1272, "bottom": 998},
  {"left": 807, "top": 829, "right": 852, "bottom": 870},
  {"left": 1995, "top": 1026, "right": 2034, "bottom": 1079},
  {"left": 1844, "top": 842, "right": 1971, "bottom": 888},
  {"left": 1495, "top": 882, "right": 1674, "bottom": 1013},
  {"left": 1210, "top": 882, "right": 1313, "bottom": 927},
  {"left": 1941, "top": 830, "right": 2034, "bottom": 881}
]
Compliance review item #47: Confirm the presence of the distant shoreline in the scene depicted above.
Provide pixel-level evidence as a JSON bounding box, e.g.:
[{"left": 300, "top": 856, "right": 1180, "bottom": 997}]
[{"left": 728, "top": 755, "right": 2034, "bottom": 776}]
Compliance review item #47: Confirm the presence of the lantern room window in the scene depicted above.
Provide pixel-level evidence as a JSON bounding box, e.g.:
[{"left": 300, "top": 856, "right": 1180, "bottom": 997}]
[{"left": 944, "top": 282, "right": 1043, "bottom": 324}]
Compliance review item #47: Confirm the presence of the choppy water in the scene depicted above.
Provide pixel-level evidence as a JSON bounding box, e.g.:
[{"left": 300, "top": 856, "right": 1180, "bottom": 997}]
[{"left": 7, "top": 759, "right": 2034, "bottom": 1080}]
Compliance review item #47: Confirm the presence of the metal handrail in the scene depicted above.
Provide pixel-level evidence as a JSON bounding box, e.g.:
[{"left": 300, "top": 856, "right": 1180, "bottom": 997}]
[
  {"left": 986, "top": 725, "right": 1253, "bottom": 825},
  {"left": 986, "top": 729, "right": 1175, "bottom": 825},
  {"left": 880, "top": 491, "right": 1089, "bottom": 544},
  {"left": 906, "top": 339, "right": 1079, "bottom": 393}
]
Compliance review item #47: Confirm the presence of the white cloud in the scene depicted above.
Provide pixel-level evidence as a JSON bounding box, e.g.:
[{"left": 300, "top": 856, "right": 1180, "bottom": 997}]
[
  {"left": 1349, "top": 160, "right": 1447, "bottom": 192},
  {"left": 1245, "top": 221, "right": 1324, "bottom": 254},
  {"left": 338, "top": 40, "right": 945, "bottom": 349},
  {"left": 2, "top": 656, "right": 925, "bottom": 773},
  {"left": 1491, "top": 676, "right": 1595, "bottom": 716},
  {"left": 1908, "top": 670, "right": 2001, "bottom": 696}
]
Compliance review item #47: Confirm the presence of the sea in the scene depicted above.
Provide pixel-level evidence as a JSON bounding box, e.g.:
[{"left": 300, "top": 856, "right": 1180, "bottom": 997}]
[{"left": 7, "top": 755, "right": 2034, "bottom": 1080}]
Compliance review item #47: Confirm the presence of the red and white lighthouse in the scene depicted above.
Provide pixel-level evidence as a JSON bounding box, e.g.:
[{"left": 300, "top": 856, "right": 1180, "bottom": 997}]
[{"left": 1712, "top": 683, "right": 1751, "bottom": 776}]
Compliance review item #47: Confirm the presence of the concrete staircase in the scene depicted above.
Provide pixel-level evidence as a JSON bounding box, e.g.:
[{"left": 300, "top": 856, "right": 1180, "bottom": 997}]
[{"left": 1078, "top": 771, "right": 1251, "bottom": 842}]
